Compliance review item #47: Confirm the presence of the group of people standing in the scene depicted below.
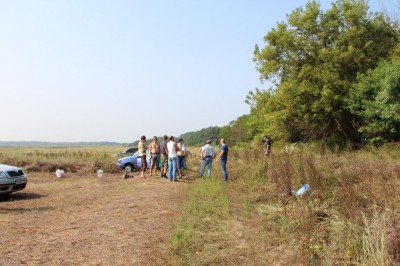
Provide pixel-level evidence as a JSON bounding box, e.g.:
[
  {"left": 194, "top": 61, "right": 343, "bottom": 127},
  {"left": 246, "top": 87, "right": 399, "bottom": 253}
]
[
  {"left": 138, "top": 135, "right": 187, "bottom": 181},
  {"left": 137, "top": 135, "right": 229, "bottom": 182},
  {"left": 135, "top": 133, "right": 271, "bottom": 183}
]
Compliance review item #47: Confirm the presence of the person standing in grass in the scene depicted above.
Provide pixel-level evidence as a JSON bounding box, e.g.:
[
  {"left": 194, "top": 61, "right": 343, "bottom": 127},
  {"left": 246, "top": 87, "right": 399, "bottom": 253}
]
[
  {"left": 199, "top": 139, "right": 216, "bottom": 177},
  {"left": 149, "top": 136, "right": 160, "bottom": 176},
  {"left": 263, "top": 134, "right": 271, "bottom": 157},
  {"left": 159, "top": 135, "right": 168, "bottom": 178},
  {"left": 216, "top": 138, "right": 229, "bottom": 182},
  {"left": 166, "top": 136, "right": 179, "bottom": 182},
  {"left": 138, "top": 135, "right": 147, "bottom": 178},
  {"left": 177, "top": 138, "right": 187, "bottom": 178}
]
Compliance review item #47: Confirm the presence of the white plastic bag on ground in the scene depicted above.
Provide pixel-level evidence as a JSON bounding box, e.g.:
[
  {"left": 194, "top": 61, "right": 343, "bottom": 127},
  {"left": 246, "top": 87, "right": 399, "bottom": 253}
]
[
  {"left": 55, "top": 169, "right": 64, "bottom": 178},
  {"left": 296, "top": 184, "right": 311, "bottom": 196}
]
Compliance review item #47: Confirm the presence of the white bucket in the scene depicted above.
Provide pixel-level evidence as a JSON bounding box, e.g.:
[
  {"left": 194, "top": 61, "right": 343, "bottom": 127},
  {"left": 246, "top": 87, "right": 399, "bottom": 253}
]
[
  {"left": 97, "top": 169, "right": 103, "bottom": 177},
  {"left": 55, "top": 169, "right": 64, "bottom": 178}
]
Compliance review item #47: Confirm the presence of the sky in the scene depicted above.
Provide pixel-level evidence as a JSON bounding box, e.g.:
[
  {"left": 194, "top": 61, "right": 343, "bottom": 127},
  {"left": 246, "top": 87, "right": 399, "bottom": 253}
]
[{"left": 0, "top": 0, "right": 396, "bottom": 143}]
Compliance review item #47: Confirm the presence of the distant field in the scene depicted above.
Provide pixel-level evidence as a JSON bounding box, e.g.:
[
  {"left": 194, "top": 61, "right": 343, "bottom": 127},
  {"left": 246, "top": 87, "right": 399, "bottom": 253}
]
[
  {"left": 0, "top": 145, "right": 124, "bottom": 154},
  {"left": 0, "top": 145, "right": 199, "bottom": 174},
  {"left": 0, "top": 145, "right": 126, "bottom": 174}
]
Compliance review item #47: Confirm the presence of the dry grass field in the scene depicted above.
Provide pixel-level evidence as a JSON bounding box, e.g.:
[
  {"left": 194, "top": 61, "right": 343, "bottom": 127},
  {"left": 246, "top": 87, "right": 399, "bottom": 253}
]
[
  {"left": 0, "top": 171, "right": 190, "bottom": 265},
  {"left": 1, "top": 144, "right": 400, "bottom": 265}
]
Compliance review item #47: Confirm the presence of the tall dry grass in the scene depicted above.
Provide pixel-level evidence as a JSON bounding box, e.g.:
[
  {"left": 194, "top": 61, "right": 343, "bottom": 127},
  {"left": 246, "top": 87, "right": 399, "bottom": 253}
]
[
  {"left": 0, "top": 146, "right": 124, "bottom": 173},
  {"left": 4, "top": 144, "right": 399, "bottom": 264},
  {"left": 228, "top": 143, "right": 400, "bottom": 264}
]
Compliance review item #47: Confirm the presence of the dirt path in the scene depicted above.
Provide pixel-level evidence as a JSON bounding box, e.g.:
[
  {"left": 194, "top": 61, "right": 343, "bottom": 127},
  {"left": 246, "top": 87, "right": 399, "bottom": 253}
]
[{"left": 0, "top": 172, "right": 190, "bottom": 265}]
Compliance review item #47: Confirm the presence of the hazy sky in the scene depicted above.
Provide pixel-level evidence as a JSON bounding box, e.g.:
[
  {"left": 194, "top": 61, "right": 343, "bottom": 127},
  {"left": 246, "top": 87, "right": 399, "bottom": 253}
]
[{"left": 0, "top": 0, "right": 395, "bottom": 142}]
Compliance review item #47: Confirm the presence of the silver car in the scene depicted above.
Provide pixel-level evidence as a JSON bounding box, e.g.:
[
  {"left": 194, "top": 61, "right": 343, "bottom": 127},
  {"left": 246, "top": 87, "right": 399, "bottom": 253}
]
[
  {"left": 117, "top": 150, "right": 151, "bottom": 172},
  {"left": 0, "top": 164, "right": 27, "bottom": 195},
  {"left": 113, "top": 147, "right": 139, "bottom": 157}
]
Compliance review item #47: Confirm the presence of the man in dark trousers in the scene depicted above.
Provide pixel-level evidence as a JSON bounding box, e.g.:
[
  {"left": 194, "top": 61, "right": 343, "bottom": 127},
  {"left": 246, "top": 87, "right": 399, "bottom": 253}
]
[
  {"left": 216, "top": 138, "right": 229, "bottom": 182},
  {"left": 263, "top": 134, "right": 271, "bottom": 157},
  {"left": 159, "top": 135, "right": 168, "bottom": 178}
]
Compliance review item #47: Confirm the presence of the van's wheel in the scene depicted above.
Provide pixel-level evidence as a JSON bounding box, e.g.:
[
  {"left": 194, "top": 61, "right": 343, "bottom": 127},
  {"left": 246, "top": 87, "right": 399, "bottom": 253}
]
[{"left": 124, "top": 164, "right": 133, "bottom": 172}]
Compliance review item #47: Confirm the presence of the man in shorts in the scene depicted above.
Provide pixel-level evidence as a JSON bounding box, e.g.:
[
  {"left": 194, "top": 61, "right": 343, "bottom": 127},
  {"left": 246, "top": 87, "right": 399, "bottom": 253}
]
[{"left": 149, "top": 136, "right": 160, "bottom": 176}]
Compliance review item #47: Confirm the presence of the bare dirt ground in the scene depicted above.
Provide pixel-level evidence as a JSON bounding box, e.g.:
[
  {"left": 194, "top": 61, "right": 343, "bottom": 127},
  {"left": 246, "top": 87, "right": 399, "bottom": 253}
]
[{"left": 0, "top": 172, "right": 190, "bottom": 265}]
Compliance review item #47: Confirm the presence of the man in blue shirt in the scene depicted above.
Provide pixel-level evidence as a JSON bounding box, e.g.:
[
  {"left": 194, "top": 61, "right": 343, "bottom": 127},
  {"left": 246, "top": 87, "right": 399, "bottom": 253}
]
[{"left": 216, "top": 138, "right": 229, "bottom": 182}]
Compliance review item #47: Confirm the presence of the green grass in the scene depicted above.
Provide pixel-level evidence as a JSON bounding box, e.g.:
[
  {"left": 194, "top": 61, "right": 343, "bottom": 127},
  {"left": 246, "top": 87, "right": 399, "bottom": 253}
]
[{"left": 169, "top": 177, "right": 231, "bottom": 265}]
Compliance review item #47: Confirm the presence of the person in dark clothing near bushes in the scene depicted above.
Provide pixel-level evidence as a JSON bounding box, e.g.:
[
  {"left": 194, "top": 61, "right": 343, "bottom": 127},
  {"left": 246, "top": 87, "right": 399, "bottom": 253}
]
[{"left": 262, "top": 134, "right": 271, "bottom": 157}]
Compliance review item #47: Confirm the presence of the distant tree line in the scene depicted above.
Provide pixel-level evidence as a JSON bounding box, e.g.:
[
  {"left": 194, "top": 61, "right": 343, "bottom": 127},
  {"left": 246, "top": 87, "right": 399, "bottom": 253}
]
[
  {"left": 179, "top": 126, "right": 221, "bottom": 146},
  {"left": 220, "top": 0, "right": 400, "bottom": 148},
  {"left": 129, "top": 127, "right": 221, "bottom": 147}
]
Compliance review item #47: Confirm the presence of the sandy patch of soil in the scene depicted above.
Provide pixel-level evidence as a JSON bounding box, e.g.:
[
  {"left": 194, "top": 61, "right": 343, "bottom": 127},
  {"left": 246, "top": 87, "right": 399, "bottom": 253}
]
[{"left": 0, "top": 172, "right": 190, "bottom": 265}]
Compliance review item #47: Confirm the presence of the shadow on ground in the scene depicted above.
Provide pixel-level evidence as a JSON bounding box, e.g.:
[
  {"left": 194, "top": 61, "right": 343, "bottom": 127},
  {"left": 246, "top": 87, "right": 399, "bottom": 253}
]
[{"left": 0, "top": 192, "right": 46, "bottom": 202}]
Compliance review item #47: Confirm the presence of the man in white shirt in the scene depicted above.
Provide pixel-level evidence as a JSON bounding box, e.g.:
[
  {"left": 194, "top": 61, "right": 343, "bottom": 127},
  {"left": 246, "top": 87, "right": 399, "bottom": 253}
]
[
  {"left": 166, "top": 136, "right": 179, "bottom": 182},
  {"left": 199, "top": 140, "right": 215, "bottom": 177}
]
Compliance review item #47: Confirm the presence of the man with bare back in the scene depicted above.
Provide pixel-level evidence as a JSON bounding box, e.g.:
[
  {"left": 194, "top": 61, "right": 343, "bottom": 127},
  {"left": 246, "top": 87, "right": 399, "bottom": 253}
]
[{"left": 149, "top": 136, "right": 160, "bottom": 176}]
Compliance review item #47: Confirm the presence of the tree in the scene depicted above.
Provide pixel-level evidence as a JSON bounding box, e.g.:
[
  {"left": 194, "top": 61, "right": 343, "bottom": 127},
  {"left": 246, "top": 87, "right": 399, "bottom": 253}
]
[
  {"left": 219, "top": 115, "right": 252, "bottom": 146},
  {"left": 251, "top": 0, "right": 399, "bottom": 145},
  {"left": 349, "top": 47, "right": 400, "bottom": 144},
  {"left": 245, "top": 88, "right": 292, "bottom": 141},
  {"left": 179, "top": 126, "right": 221, "bottom": 146}
]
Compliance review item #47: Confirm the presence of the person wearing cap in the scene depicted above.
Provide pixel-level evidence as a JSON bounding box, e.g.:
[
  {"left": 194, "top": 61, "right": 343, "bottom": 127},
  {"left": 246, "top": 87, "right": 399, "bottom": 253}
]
[
  {"left": 138, "top": 135, "right": 148, "bottom": 178},
  {"left": 216, "top": 138, "right": 229, "bottom": 182},
  {"left": 199, "top": 139, "right": 216, "bottom": 177},
  {"left": 262, "top": 134, "right": 271, "bottom": 156}
]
